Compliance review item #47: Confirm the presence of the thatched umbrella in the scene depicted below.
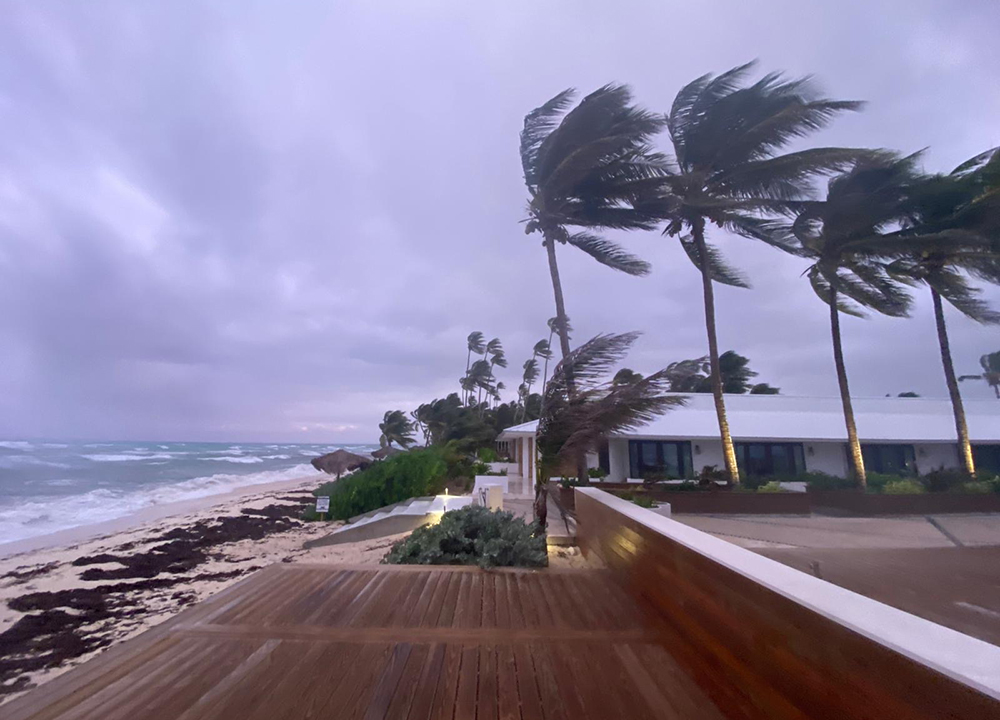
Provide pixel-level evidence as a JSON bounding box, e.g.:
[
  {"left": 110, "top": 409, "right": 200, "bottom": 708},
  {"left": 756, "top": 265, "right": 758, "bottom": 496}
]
[
  {"left": 371, "top": 445, "right": 405, "bottom": 460},
  {"left": 311, "top": 449, "right": 371, "bottom": 478}
]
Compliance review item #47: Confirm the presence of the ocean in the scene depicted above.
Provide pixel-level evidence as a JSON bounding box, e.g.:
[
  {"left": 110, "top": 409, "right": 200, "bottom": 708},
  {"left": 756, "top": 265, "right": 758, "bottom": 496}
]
[{"left": 0, "top": 440, "right": 378, "bottom": 545}]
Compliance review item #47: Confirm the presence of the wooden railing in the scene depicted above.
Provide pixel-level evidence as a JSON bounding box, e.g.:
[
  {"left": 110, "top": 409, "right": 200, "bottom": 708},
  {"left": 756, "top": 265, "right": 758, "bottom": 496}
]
[{"left": 575, "top": 487, "right": 1000, "bottom": 720}]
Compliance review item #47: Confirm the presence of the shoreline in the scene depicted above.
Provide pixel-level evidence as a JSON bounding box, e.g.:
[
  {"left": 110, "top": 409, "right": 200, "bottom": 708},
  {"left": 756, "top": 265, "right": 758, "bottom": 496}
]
[
  {"left": 0, "top": 475, "right": 411, "bottom": 704},
  {"left": 0, "top": 473, "right": 326, "bottom": 559}
]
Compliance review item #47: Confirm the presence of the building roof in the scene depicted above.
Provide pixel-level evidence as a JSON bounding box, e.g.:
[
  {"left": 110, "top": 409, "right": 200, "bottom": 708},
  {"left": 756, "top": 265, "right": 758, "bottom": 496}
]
[{"left": 498, "top": 394, "right": 1000, "bottom": 443}]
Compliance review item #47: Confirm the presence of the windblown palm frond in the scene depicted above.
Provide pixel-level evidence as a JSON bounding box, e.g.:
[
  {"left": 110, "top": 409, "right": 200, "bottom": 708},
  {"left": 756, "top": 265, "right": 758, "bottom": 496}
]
[
  {"left": 537, "top": 333, "right": 686, "bottom": 480},
  {"left": 678, "top": 235, "right": 750, "bottom": 288},
  {"left": 564, "top": 232, "right": 651, "bottom": 276}
]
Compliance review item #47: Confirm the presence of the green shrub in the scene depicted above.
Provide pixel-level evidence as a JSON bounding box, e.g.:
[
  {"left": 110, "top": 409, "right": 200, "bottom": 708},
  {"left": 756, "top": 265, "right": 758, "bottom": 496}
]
[
  {"left": 866, "top": 472, "right": 906, "bottom": 493},
  {"left": 955, "top": 481, "right": 992, "bottom": 494},
  {"left": 558, "top": 477, "right": 588, "bottom": 489},
  {"left": 756, "top": 481, "right": 784, "bottom": 493},
  {"left": 631, "top": 495, "right": 656, "bottom": 508},
  {"left": 788, "top": 472, "right": 854, "bottom": 491},
  {"left": 382, "top": 506, "right": 547, "bottom": 569},
  {"left": 476, "top": 447, "right": 499, "bottom": 463},
  {"left": 588, "top": 467, "right": 608, "bottom": 479},
  {"left": 922, "top": 468, "right": 969, "bottom": 493},
  {"left": 316, "top": 447, "right": 448, "bottom": 520},
  {"left": 473, "top": 461, "right": 491, "bottom": 476},
  {"left": 882, "top": 479, "right": 926, "bottom": 495}
]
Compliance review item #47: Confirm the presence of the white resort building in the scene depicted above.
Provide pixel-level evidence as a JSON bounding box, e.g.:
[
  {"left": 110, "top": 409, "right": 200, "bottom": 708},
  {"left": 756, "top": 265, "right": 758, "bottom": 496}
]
[{"left": 497, "top": 394, "right": 1000, "bottom": 488}]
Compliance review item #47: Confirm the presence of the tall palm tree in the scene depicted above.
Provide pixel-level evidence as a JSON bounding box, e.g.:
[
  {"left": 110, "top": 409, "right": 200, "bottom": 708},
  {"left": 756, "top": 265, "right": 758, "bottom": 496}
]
[
  {"left": 880, "top": 149, "right": 1000, "bottom": 475},
  {"left": 536, "top": 332, "right": 686, "bottom": 527},
  {"left": 463, "top": 332, "right": 486, "bottom": 404},
  {"left": 515, "top": 358, "right": 541, "bottom": 423},
  {"left": 467, "top": 359, "right": 492, "bottom": 407},
  {"left": 960, "top": 351, "right": 1000, "bottom": 399},
  {"left": 657, "top": 62, "right": 866, "bottom": 483},
  {"left": 541, "top": 318, "right": 565, "bottom": 395},
  {"left": 378, "top": 410, "right": 416, "bottom": 449},
  {"left": 791, "top": 155, "right": 919, "bottom": 486},
  {"left": 521, "top": 85, "right": 666, "bottom": 363}
]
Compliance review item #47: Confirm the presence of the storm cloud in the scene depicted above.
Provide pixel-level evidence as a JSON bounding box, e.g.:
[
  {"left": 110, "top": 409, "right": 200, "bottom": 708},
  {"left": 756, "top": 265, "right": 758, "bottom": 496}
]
[{"left": 1, "top": 1, "right": 998, "bottom": 443}]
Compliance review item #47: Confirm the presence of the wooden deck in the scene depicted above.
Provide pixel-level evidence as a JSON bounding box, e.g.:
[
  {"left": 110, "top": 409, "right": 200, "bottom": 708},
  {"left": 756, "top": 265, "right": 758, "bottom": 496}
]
[{"left": 4, "top": 564, "right": 726, "bottom": 720}]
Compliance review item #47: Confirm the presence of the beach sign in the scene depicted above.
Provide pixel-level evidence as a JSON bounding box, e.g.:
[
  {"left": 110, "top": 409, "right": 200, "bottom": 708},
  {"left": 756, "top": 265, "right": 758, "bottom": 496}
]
[{"left": 316, "top": 496, "right": 330, "bottom": 519}]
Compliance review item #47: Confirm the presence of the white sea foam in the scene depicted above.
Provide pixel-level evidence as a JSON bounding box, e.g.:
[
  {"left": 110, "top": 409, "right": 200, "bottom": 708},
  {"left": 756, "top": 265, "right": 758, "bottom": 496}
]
[
  {"left": 83, "top": 453, "right": 175, "bottom": 462},
  {"left": 200, "top": 456, "right": 263, "bottom": 464},
  {"left": 262, "top": 454, "right": 292, "bottom": 460},
  {"left": 0, "top": 463, "right": 322, "bottom": 545},
  {"left": 0, "top": 441, "right": 33, "bottom": 450}
]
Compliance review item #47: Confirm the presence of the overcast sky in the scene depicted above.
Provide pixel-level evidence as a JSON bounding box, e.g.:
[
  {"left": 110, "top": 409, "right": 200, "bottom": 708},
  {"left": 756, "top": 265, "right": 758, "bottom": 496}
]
[{"left": 1, "top": 1, "right": 998, "bottom": 443}]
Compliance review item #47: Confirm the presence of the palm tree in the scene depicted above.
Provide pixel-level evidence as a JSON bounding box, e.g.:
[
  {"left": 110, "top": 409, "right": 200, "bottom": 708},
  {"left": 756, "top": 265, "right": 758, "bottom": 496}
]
[
  {"left": 521, "top": 85, "right": 666, "bottom": 363},
  {"left": 378, "top": 410, "right": 416, "bottom": 449},
  {"left": 960, "top": 351, "right": 1000, "bottom": 399},
  {"left": 882, "top": 149, "right": 1000, "bottom": 475},
  {"left": 535, "top": 332, "right": 686, "bottom": 527},
  {"left": 791, "top": 155, "right": 920, "bottom": 486},
  {"left": 657, "top": 62, "right": 866, "bottom": 483},
  {"left": 541, "top": 318, "right": 564, "bottom": 394},
  {"left": 515, "top": 358, "right": 540, "bottom": 423},
  {"left": 467, "top": 359, "right": 492, "bottom": 407},
  {"left": 612, "top": 368, "right": 644, "bottom": 385},
  {"left": 462, "top": 332, "right": 486, "bottom": 404}
]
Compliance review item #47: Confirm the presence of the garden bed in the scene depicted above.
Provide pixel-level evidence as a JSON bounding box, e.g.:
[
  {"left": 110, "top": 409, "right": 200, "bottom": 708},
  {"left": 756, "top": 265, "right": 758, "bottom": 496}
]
[{"left": 809, "top": 490, "right": 1000, "bottom": 516}]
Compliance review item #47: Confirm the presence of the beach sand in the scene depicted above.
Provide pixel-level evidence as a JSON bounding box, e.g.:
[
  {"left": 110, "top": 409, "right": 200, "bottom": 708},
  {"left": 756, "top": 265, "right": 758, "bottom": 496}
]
[{"left": 0, "top": 476, "right": 409, "bottom": 705}]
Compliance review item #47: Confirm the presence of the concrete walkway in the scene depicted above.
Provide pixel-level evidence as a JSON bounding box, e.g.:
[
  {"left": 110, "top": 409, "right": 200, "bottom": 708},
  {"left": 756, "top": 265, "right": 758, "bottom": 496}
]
[{"left": 666, "top": 512, "right": 1000, "bottom": 549}]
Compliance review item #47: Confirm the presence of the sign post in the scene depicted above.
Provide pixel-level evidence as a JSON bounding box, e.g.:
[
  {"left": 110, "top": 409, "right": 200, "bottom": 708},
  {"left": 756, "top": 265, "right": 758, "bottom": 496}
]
[{"left": 315, "top": 496, "right": 330, "bottom": 522}]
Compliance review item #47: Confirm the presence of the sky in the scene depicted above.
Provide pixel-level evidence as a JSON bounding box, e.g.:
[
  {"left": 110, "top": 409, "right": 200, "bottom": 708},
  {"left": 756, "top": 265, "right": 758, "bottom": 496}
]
[{"left": 0, "top": 1, "right": 998, "bottom": 443}]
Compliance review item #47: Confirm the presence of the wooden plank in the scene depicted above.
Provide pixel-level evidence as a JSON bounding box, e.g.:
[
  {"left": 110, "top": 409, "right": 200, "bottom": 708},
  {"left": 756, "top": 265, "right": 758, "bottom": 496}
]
[
  {"left": 362, "top": 642, "right": 413, "bottom": 720},
  {"left": 452, "top": 646, "right": 479, "bottom": 720},
  {"left": 495, "top": 645, "right": 520, "bottom": 720},
  {"left": 527, "top": 644, "right": 569, "bottom": 720},
  {"left": 477, "top": 645, "right": 499, "bottom": 720},
  {"left": 512, "top": 645, "right": 545, "bottom": 720},
  {"left": 402, "top": 643, "right": 445, "bottom": 720},
  {"left": 427, "top": 644, "right": 463, "bottom": 720}
]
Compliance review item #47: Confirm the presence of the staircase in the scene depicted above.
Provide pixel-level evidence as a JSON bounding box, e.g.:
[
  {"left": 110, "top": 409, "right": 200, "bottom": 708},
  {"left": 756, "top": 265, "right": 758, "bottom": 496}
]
[{"left": 302, "top": 495, "right": 473, "bottom": 548}]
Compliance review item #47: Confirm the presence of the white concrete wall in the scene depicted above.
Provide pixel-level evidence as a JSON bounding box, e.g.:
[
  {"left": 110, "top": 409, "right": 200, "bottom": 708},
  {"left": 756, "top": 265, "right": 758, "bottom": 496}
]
[
  {"left": 804, "top": 442, "right": 849, "bottom": 477},
  {"left": 691, "top": 439, "right": 725, "bottom": 476},
  {"left": 608, "top": 439, "right": 630, "bottom": 482},
  {"left": 914, "top": 443, "right": 960, "bottom": 474}
]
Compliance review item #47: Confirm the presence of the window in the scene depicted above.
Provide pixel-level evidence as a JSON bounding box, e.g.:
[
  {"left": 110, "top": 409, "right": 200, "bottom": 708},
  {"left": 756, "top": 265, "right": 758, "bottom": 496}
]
[
  {"left": 861, "top": 444, "right": 915, "bottom": 475},
  {"left": 628, "top": 440, "right": 692, "bottom": 479},
  {"left": 973, "top": 445, "right": 1000, "bottom": 474},
  {"left": 734, "top": 443, "right": 805, "bottom": 477}
]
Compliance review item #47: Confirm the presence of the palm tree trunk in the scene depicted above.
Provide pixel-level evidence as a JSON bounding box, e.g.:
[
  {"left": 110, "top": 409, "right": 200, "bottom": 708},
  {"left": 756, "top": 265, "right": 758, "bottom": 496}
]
[
  {"left": 932, "top": 288, "right": 976, "bottom": 476},
  {"left": 542, "top": 234, "right": 588, "bottom": 486},
  {"left": 829, "top": 288, "right": 867, "bottom": 487},
  {"left": 463, "top": 348, "right": 472, "bottom": 405},
  {"left": 544, "top": 237, "right": 572, "bottom": 361},
  {"left": 692, "top": 220, "right": 740, "bottom": 484},
  {"left": 541, "top": 328, "right": 555, "bottom": 394}
]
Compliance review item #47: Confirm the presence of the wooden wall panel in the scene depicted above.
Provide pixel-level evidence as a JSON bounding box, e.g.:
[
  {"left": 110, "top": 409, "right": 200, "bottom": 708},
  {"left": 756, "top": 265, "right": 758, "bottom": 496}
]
[{"left": 575, "top": 489, "right": 1000, "bottom": 720}]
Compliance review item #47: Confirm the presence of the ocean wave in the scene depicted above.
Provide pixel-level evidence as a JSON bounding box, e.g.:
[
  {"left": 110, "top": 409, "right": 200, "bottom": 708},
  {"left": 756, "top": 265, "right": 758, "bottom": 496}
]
[
  {"left": 262, "top": 454, "right": 292, "bottom": 460},
  {"left": 0, "top": 441, "right": 33, "bottom": 450},
  {"left": 84, "top": 453, "right": 176, "bottom": 462},
  {"left": 200, "top": 456, "right": 264, "bottom": 464},
  {"left": 0, "top": 463, "right": 322, "bottom": 546},
  {"left": 0, "top": 456, "right": 72, "bottom": 469}
]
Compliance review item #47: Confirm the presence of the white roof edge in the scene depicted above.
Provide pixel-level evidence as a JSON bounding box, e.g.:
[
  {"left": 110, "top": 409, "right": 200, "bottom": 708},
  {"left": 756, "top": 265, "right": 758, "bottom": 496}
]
[{"left": 578, "top": 488, "right": 1000, "bottom": 699}]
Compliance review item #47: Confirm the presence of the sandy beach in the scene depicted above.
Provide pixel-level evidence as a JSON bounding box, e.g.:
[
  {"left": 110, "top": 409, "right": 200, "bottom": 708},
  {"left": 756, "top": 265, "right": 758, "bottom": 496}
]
[{"left": 0, "top": 476, "right": 410, "bottom": 705}]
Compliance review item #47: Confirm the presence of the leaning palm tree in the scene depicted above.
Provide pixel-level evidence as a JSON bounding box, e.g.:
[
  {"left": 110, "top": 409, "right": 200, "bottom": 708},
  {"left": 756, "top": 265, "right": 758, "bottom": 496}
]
[
  {"left": 540, "top": 318, "right": 565, "bottom": 394},
  {"left": 462, "top": 332, "right": 486, "bottom": 404},
  {"left": 882, "top": 148, "right": 1000, "bottom": 475},
  {"left": 791, "top": 155, "right": 920, "bottom": 487},
  {"left": 521, "top": 85, "right": 666, "bottom": 362},
  {"left": 535, "top": 332, "right": 686, "bottom": 527},
  {"left": 657, "top": 62, "right": 866, "bottom": 483},
  {"left": 515, "top": 358, "right": 540, "bottom": 423},
  {"left": 378, "top": 410, "right": 416, "bottom": 449},
  {"left": 960, "top": 351, "right": 1000, "bottom": 399}
]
